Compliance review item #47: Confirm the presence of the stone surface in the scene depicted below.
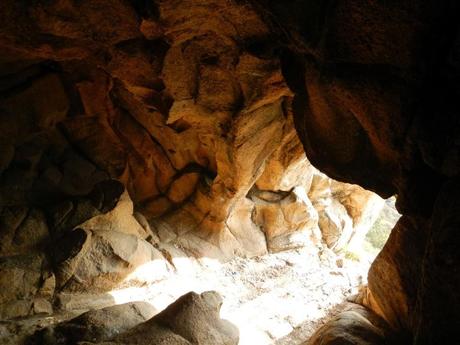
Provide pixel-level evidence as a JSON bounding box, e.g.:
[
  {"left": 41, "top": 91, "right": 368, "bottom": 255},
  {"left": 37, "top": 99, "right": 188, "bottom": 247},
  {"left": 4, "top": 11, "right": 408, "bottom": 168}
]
[
  {"left": 52, "top": 228, "right": 169, "bottom": 293},
  {"left": 0, "top": 254, "right": 53, "bottom": 319},
  {"left": 1, "top": 1, "right": 459, "bottom": 344},
  {"left": 306, "top": 304, "right": 392, "bottom": 345},
  {"left": 104, "top": 291, "right": 238, "bottom": 345},
  {"left": 32, "top": 301, "right": 157, "bottom": 344},
  {"left": 0, "top": 207, "right": 49, "bottom": 256}
]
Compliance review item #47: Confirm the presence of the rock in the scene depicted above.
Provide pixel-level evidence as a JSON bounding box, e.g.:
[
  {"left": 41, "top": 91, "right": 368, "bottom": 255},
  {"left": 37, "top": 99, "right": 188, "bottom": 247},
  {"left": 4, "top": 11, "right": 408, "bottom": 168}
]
[
  {"left": 0, "top": 207, "right": 49, "bottom": 256},
  {"left": 167, "top": 172, "right": 200, "bottom": 204},
  {"left": 1, "top": 2, "right": 458, "bottom": 344},
  {"left": 32, "top": 301, "right": 157, "bottom": 344},
  {"left": 330, "top": 181, "right": 385, "bottom": 251},
  {"left": 49, "top": 200, "right": 101, "bottom": 236},
  {"left": 252, "top": 187, "right": 319, "bottom": 252},
  {"left": 367, "top": 216, "right": 427, "bottom": 332},
  {"left": 53, "top": 228, "right": 169, "bottom": 293},
  {"left": 140, "top": 19, "right": 163, "bottom": 40},
  {"left": 32, "top": 298, "right": 53, "bottom": 315},
  {"left": 102, "top": 291, "right": 238, "bottom": 345},
  {"left": 413, "top": 178, "right": 460, "bottom": 344},
  {"left": 306, "top": 304, "right": 392, "bottom": 345},
  {"left": 52, "top": 228, "right": 93, "bottom": 289},
  {"left": 0, "top": 74, "right": 68, "bottom": 144},
  {"left": 79, "top": 189, "right": 149, "bottom": 239},
  {"left": 0, "top": 254, "right": 50, "bottom": 319},
  {"left": 61, "top": 117, "right": 127, "bottom": 178},
  {"left": 0, "top": 143, "right": 14, "bottom": 175}
]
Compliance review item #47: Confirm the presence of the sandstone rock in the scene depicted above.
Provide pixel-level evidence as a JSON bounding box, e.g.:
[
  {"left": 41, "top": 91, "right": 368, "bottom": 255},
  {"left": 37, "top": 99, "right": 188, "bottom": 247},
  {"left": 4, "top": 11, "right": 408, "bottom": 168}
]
[
  {"left": 0, "top": 143, "right": 14, "bottom": 175},
  {"left": 53, "top": 228, "right": 169, "bottom": 293},
  {"left": 0, "top": 254, "right": 51, "bottom": 319},
  {"left": 0, "top": 2, "right": 457, "bottom": 344},
  {"left": 98, "top": 291, "right": 238, "bottom": 345},
  {"left": 32, "top": 298, "right": 53, "bottom": 315},
  {"left": 167, "top": 172, "right": 200, "bottom": 204},
  {"left": 306, "top": 304, "right": 392, "bottom": 345},
  {"left": 78, "top": 189, "right": 149, "bottom": 239},
  {"left": 61, "top": 117, "right": 127, "bottom": 178},
  {"left": 33, "top": 301, "right": 157, "bottom": 344},
  {"left": 0, "top": 207, "right": 49, "bottom": 256},
  {"left": 330, "top": 181, "right": 385, "bottom": 251},
  {"left": 0, "top": 74, "right": 68, "bottom": 144},
  {"left": 252, "top": 187, "right": 319, "bottom": 252},
  {"left": 413, "top": 177, "right": 460, "bottom": 344},
  {"left": 367, "top": 216, "right": 427, "bottom": 332}
]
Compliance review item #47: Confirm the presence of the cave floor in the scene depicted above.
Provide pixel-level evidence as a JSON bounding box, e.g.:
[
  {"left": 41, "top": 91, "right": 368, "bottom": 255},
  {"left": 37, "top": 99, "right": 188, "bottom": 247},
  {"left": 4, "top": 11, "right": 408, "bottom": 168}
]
[
  {"left": 1, "top": 246, "right": 372, "bottom": 345},
  {"left": 121, "top": 246, "right": 372, "bottom": 344}
]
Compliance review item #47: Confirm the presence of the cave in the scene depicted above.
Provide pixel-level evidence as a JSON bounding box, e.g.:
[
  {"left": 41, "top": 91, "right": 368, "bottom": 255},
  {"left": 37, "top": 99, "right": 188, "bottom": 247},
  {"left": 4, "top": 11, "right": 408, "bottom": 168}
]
[{"left": 0, "top": 1, "right": 459, "bottom": 344}]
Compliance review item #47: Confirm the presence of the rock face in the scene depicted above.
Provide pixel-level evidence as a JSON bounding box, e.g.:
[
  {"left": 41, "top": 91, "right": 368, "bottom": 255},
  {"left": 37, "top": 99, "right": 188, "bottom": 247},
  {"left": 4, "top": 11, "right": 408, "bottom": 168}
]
[
  {"left": 0, "top": 0, "right": 381, "bottom": 265},
  {"left": 306, "top": 303, "right": 395, "bottom": 345},
  {"left": 251, "top": 0, "right": 460, "bottom": 344},
  {"left": 1, "top": 1, "right": 458, "bottom": 344},
  {"left": 0, "top": 0, "right": 384, "bottom": 325}
]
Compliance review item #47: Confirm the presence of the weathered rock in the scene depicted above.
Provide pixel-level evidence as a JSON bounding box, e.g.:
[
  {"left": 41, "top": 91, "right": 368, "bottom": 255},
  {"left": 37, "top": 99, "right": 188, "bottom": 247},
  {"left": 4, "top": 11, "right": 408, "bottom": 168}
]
[
  {"left": 0, "top": 207, "right": 49, "bottom": 256},
  {"left": 413, "top": 177, "right": 460, "bottom": 344},
  {"left": 92, "top": 291, "right": 238, "bottom": 345},
  {"left": 0, "top": 1, "right": 457, "bottom": 343},
  {"left": 367, "top": 216, "right": 427, "bottom": 333},
  {"left": 306, "top": 304, "right": 393, "bottom": 345},
  {"left": 252, "top": 187, "right": 320, "bottom": 252},
  {"left": 32, "top": 301, "right": 157, "bottom": 345},
  {"left": 53, "top": 228, "right": 169, "bottom": 293},
  {"left": 0, "top": 254, "right": 53, "bottom": 319},
  {"left": 0, "top": 0, "right": 385, "bottom": 266}
]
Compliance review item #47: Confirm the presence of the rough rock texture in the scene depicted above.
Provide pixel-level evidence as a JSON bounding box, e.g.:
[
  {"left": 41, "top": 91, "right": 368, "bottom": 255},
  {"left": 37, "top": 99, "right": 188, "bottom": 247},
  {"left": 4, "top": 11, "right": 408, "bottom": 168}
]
[
  {"left": 32, "top": 301, "right": 157, "bottom": 345},
  {"left": 79, "top": 291, "right": 238, "bottom": 345},
  {"left": 250, "top": 0, "right": 460, "bottom": 344},
  {"left": 0, "top": 0, "right": 384, "bottom": 325},
  {"left": 1, "top": 0, "right": 459, "bottom": 344},
  {"left": 0, "top": 0, "right": 381, "bottom": 266},
  {"left": 306, "top": 303, "right": 394, "bottom": 345},
  {"left": 0, "top": 254, "right": 54, "bottom": 320}
]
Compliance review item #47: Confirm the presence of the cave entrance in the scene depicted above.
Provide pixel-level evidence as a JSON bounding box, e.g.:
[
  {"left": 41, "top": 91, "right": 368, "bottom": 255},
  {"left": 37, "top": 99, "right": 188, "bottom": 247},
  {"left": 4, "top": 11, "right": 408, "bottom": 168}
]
[{"left": 106, "top": 168, "right": 400, "bottom": 345}]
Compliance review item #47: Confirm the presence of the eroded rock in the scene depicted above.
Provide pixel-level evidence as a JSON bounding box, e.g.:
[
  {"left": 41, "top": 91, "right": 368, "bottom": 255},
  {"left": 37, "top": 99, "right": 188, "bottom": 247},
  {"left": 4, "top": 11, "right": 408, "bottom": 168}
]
[
  {"left": 84, "top": 291, "right": 238, "bottom": 345},
  {"left": 32, "top": 301, "right": 157, "bottom": 345},
  {"left": 307, "top": 304, "right": 393, "bottom": 345}
]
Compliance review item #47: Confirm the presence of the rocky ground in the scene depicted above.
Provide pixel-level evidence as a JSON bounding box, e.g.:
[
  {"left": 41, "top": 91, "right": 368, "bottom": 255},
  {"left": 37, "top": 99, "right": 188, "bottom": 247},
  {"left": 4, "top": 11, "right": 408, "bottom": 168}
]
[{"left": 0, "top": 244, "right": 375, "bottom": 345}]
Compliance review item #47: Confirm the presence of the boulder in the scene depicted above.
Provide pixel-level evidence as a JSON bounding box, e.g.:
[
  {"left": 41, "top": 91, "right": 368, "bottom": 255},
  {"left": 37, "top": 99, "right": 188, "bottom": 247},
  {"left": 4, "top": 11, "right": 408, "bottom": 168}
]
[
  {"left": 32, "top": 301, "right": 157, "bottom": 345},
  {"left": 83, "top": 291, "right": 238, "bottom": 345},
  {"left": 52, "top": 228, "right": 169, "bottom": 293},
  {"left": 307, "top": 304, "right": 393, "bottom": 345}
]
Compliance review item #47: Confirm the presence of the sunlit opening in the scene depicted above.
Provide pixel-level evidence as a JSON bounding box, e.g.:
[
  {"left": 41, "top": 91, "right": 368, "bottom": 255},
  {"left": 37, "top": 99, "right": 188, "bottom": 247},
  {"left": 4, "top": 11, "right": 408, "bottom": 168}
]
[{"left": 106, "top": 195, "right": 400, "bottom": 345}]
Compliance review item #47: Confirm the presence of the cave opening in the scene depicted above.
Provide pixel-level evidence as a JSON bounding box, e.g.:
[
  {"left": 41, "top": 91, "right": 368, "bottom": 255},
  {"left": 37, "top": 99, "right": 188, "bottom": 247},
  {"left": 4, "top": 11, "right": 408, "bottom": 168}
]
[{"left": 1, "top": 0, "right": 459, "bottom": 344}]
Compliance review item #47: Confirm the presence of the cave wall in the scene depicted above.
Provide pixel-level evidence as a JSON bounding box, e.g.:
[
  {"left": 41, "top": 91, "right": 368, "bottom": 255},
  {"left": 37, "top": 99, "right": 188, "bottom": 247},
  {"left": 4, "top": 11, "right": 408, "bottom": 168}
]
[
  {"left": 250, "top": 0, "right": 460, "bottom": 343},
  {"left": 0, "top": 0, "right": 384, "bottom": 326},
  {"left": 1, "top": 0, "right": 459, "bottom": 344}
]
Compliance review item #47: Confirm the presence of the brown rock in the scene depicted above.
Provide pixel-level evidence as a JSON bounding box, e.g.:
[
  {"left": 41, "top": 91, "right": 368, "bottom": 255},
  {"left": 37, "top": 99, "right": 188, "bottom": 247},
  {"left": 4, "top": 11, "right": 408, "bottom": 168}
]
[
  {"left": 307, "top": 304, "right": 393, "bottom": 345},
  {"left": 108, "top": 291, "right": 238, "bottom": 345},
  {"left": 54, "top": 228, "right": 168, "bottom": 293},
  {"left": 0, "top": 254, "right": 47, "bottom": 319},
  {"left": 34, "top": 301, "right": 157, "bottom": 344},
  {"left": 167, "top": 173, "right": 200, "bottom": 204}
]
